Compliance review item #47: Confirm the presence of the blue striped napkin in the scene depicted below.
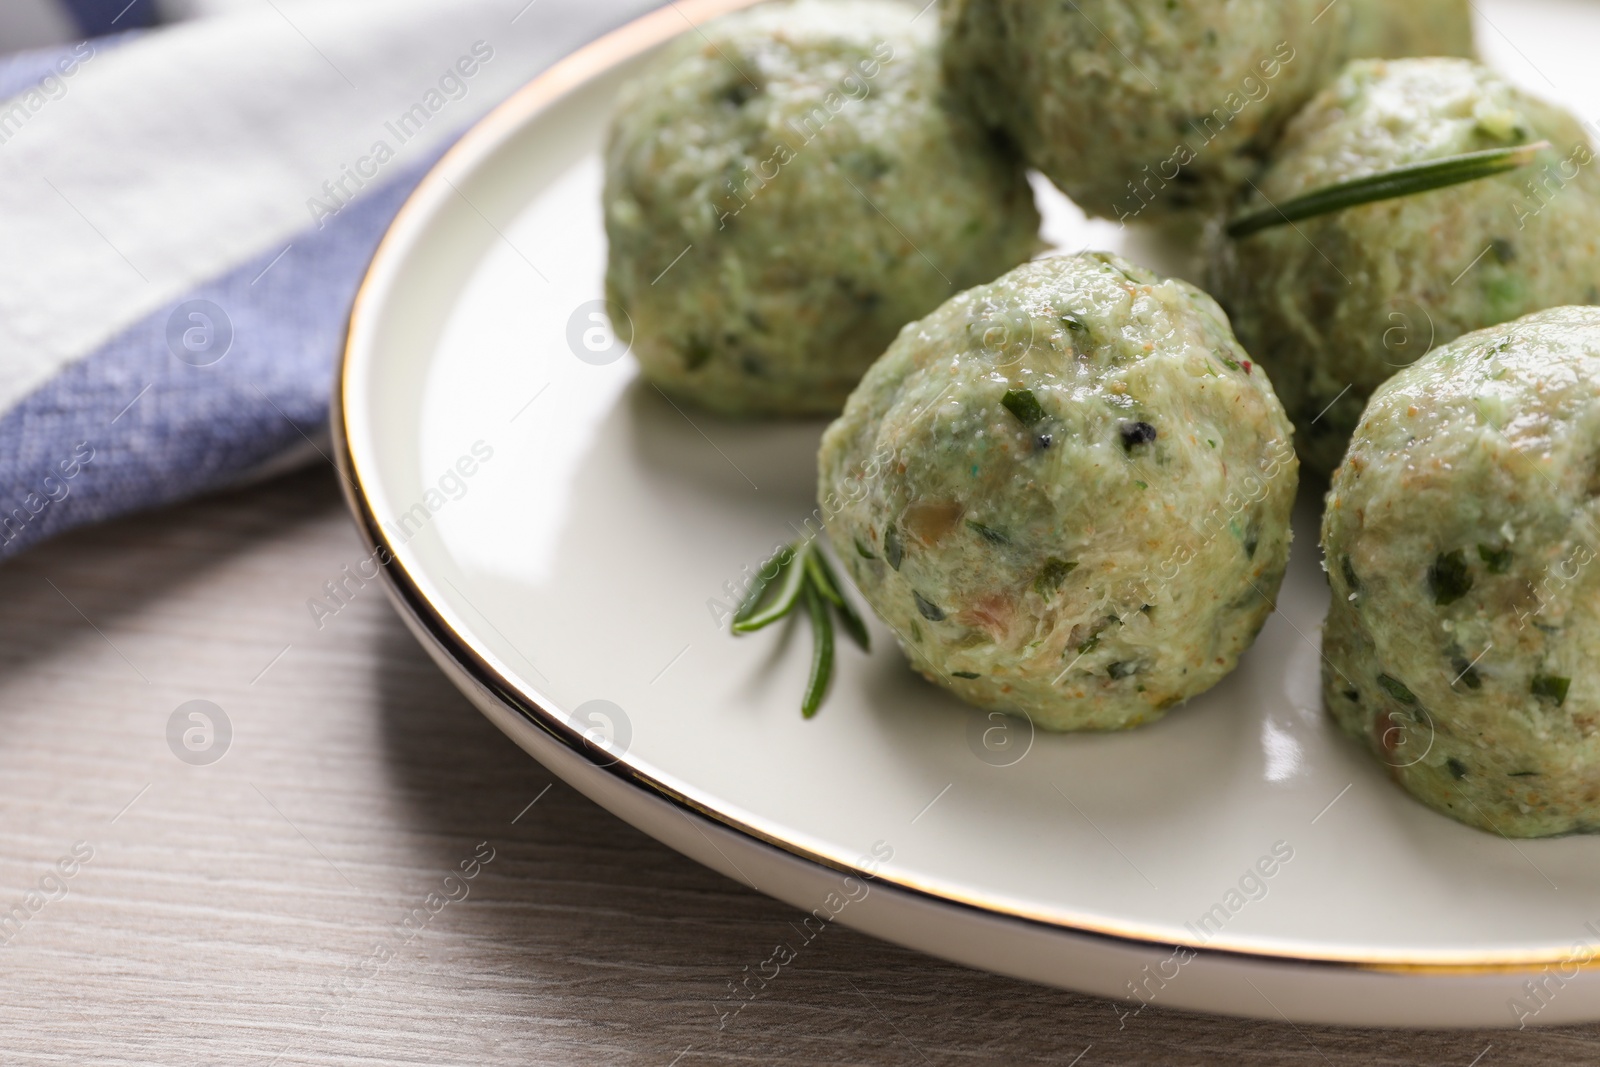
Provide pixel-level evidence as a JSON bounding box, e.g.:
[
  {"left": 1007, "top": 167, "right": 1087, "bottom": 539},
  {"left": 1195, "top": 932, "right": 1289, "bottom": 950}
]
[{"left": 0, "top": 0, "right": 657, "bottom": 560}]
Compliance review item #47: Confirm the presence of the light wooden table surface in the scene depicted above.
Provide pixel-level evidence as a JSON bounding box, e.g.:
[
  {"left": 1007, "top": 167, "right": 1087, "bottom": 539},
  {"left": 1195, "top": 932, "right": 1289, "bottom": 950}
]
[{"left": 0, "top": 468, "right": 1593, "bottom": 1065}]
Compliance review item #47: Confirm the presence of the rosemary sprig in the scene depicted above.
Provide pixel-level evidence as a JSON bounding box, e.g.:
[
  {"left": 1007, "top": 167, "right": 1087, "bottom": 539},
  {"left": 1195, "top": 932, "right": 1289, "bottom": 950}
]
[
  {"left": 1226, "top": 141, "right": 1549, "bottom": 239},
  {"left": 731, "top": 539, "right": 869, "bottom": 718}
]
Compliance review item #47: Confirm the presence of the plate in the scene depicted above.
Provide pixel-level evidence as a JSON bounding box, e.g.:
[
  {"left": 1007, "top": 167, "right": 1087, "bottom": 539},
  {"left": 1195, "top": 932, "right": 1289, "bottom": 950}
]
[{"left": 335, "top": 0, "right": 1600, "bottom": 1027}]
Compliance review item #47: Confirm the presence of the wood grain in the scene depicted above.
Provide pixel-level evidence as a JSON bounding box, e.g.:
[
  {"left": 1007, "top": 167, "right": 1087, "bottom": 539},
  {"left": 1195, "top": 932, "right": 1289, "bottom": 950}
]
[{"left": 0, "top": 467, "right": 1594, "bottom": 1065}]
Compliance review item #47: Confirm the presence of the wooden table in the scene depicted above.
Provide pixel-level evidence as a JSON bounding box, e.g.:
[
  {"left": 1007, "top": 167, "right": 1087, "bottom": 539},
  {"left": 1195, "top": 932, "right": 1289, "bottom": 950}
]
[{"left": 0, "top": 468, "right": 1591, "bottom": 1064}]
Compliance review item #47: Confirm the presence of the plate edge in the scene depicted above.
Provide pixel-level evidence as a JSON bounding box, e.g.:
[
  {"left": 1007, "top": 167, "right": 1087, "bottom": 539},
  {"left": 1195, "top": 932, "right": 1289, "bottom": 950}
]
[{"left": 328, "top": 0, "right": 1600, "bottom": 980}]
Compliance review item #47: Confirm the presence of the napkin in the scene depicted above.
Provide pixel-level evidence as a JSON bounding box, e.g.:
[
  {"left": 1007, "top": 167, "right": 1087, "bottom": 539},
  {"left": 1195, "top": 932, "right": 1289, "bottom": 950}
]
[{"left": 0, "top": 0, "right": 655, "bottom": 559}]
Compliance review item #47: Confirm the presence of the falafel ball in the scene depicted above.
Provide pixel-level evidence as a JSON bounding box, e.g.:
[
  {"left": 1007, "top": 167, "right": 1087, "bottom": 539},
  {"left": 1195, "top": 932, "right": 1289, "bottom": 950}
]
[
  {"left": 603, "top": 0, "right": 1040, "bottom": 417},
  {"left": 1323, "top": 307, "right": 1600, "bottom": 838},
  {"left": 818, "top": 252, "right": 1298, "bottom": 732},
  {"left": 939, "top": 0, "right": 1347, "bottom": 222},
  {"left": 1211, "top": 58, "right": 1600, "bottom": 477}
]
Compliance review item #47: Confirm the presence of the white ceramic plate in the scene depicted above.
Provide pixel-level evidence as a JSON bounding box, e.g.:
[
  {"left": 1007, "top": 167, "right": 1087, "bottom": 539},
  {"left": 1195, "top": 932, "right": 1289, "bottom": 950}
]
[{"left": 335, "top": 0, "right": 1600, "bottom": 1027}]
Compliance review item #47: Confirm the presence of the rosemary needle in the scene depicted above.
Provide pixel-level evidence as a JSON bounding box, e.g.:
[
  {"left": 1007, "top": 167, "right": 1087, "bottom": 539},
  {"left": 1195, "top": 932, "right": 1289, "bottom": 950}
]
[
  {"left": 803, "top": 548, "right": 844, "bottom": 608},
  {"left": 730, "top": 537, "right": 871, "bottom": 715},
  {"left": 1227, "top": 141, "right": 1549, "bottom": 239},
  {"left": 732, "top": 544, "right": 794, "bottom": 627},
  {"left": 801, "top": 582, "right": 834, "bottom": 719},
  {"left": 733, "top": 543, "right": 809, "bottom": 633},
  {"left": 808, "top": 546, "right": 870, "bottom": 652}
]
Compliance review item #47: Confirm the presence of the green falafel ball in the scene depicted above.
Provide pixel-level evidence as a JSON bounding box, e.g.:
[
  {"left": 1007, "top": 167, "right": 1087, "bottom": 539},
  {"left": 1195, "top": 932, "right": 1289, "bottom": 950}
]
[
  {"left": 1323, "top": 307, "right": 1600, "bottom": 838},
  {"left": 603, "top": 0, "right": 1040, "bottom": 417},
  {"left": 939, "top": 0, "right": 1347, "bottom": 222},
  {"left": 1211, "top": 58, "right": 1600, "bottom": 477},
  {"left": 818, "top": 252, "right": 1298, "bottom": 732}
]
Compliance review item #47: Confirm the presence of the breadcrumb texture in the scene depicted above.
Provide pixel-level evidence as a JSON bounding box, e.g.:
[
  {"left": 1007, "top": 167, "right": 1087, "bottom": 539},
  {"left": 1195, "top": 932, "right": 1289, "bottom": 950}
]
[
  {"left": 1323, "top": 307, "right": 1600, "bottom": 837},
  {"left": 1212, "top": 59, "right": 1600, "bottom": 477},
  {"left": 604, "top": 0, "right": 1039, "bottom": 416},
  {"left": 818, "top": 253, "right": 1298, "bottom": 732}
]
